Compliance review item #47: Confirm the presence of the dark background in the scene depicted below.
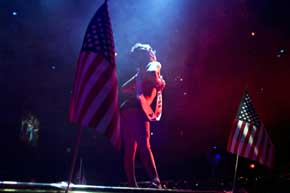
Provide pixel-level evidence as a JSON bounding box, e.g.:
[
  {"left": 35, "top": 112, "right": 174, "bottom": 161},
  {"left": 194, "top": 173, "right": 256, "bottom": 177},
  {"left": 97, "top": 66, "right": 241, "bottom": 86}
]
[{"left": 0, "top": 0, "right": 290, "bottom": 187}]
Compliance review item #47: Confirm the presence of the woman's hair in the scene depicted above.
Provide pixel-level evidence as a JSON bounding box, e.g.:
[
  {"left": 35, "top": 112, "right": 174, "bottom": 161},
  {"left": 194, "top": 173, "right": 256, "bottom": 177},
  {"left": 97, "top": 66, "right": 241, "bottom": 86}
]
[{"left": 130, "top": 43, "right": 156, "bottom": 66}]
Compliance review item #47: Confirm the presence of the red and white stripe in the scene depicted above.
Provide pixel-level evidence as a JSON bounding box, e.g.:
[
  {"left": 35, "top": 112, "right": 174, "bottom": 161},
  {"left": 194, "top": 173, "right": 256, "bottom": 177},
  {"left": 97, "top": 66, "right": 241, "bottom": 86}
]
[
  {"left": 69, "top": 51, "right": 120, "bottom": 149},
  {"left": 227, "top": 119, "right": 274, "bottom": 168}
]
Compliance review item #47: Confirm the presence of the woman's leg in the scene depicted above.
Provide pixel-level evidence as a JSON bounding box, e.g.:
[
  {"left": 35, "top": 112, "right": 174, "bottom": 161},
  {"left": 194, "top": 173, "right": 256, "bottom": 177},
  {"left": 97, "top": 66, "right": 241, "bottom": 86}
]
[
  {"left": 137, "top": 121, "right": 161, "bottom": 187},
  {"left": 124, "top": 139, "right": 138, "bottom": 187},
  {"left": 121, "top": 109, "right": 139, "bottom": 187}
]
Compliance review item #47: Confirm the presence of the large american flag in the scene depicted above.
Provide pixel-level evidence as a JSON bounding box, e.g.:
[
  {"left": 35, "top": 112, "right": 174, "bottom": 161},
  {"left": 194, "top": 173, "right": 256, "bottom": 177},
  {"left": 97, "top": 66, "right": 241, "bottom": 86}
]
[
  {"left": 69, "top": 1, "right": 120, "bottom": 149},
  {"left": 227, "top": 91, "right": 274, "bottom": 168}
]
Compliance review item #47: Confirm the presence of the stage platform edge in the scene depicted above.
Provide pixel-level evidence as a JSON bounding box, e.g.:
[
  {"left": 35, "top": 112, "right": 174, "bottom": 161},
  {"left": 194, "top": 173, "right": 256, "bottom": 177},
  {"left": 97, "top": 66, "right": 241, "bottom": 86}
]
[{"left": 0, "top": 181, "right": 227, "bottom": 193}]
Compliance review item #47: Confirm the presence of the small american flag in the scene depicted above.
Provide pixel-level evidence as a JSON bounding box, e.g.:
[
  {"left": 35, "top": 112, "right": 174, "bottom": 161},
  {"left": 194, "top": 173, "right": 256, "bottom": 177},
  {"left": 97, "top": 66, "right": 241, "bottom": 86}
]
[
  {"left": 69, "top": 1, "right": 120, "bottom": 149},
  {"left": 227, "top": 91, "right": 274, "bottom": 168}
]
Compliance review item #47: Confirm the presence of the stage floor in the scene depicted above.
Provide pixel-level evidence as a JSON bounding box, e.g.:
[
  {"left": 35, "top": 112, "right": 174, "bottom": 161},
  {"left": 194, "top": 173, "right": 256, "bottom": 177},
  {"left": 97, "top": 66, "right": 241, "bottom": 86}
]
[{"left": 0, "top": 181, "right": 226, "bottom": 193}]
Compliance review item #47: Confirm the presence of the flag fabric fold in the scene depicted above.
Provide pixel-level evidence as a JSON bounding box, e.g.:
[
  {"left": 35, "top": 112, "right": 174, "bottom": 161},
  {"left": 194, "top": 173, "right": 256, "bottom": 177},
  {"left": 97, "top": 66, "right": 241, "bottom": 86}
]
[
  {"left": 227, "top": 91, "right": 274, "bottom": 168},
  {"left": 69, "top": 1, "right": 120, "bottom": 150}
]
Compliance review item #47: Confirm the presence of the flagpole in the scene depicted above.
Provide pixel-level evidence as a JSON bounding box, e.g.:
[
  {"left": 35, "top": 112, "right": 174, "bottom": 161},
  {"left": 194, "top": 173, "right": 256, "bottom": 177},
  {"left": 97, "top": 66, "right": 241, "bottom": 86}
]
[
  {"left": 232, "top": 151, "right": 240, "bottom": 193},
  {"left": 65, "top": 126, "right": 83, "bottom": 193}
]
